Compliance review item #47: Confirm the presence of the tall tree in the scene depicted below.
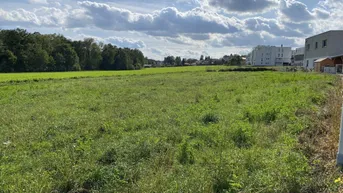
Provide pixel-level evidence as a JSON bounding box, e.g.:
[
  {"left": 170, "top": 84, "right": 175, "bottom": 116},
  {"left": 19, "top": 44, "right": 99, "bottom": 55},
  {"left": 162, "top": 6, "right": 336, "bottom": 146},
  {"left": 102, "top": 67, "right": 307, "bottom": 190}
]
[
  {"left": 114, "top": 49, "right": 131, "bottom": 70},
  {"left": 175, "top": 56, "right": 182, "bottom": 66},
  {"left": 52, "top": 43, "right": 80, "bottom": 71},
  {"left": 101, "top": 44, "right": 117, "bottom": 70},
  {"left": 228, "top": 55, "right": 242, "bottom": 66},
  {"left": 0, "top": 46, "right": 17, "bottom": 72},
  {"left": 182, "top": 58, "right": 186, "bottom": 66},
  {"left": 164, "top": 56, "right": 175, "bottom": 66}
]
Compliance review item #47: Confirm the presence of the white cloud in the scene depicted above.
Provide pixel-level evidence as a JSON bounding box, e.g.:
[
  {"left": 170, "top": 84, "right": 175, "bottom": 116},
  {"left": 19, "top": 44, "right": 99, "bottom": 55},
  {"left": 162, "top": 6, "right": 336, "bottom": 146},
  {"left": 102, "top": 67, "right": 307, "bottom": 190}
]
[
  {"left": 105, "top": 37, "right": 146, "bottom": 48},
  {"left": 76, "top": 1, "right": 241, "bottom": 36},
  {"left": 73, "top": 33, "right": 146, "bottom": 49},
  {"left": 28, "top": 0, "right": 48, "bottom": 5},
  {"left": 210, "top": 32, "right": 298, "bottom": 47},
  {"left": 208, "top": 0, "right": 278, "bottom": 13},
  {"left": 244, "top": 17, "right": 305, "bottom": 37},
  {"left": 279, "top": 0, "right": 331, "bottom": 22}
]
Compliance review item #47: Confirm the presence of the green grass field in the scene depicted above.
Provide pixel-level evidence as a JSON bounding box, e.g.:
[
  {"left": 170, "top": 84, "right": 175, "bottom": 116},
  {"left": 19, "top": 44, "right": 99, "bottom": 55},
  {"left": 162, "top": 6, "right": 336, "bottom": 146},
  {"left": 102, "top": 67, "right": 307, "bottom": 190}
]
[
  {"left": 0, "top": 68, "right": 339, "bottom": 192},
  {"left": 0, "top": 66, "right": 213, "bottom": 83}
]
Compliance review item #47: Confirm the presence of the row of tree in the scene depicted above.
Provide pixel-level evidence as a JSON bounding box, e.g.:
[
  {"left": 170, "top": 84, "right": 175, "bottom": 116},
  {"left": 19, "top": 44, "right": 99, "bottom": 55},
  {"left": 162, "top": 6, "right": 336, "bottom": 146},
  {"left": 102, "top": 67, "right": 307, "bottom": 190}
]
[
  {"left": 162, "top": 54, "right": 244, "bottom": 66},
  {"left": 0, "top": 29, "right": 145, "bottom": 72},
  {"left": 163, "top": 56, "right": 183, "bottom": 66}
]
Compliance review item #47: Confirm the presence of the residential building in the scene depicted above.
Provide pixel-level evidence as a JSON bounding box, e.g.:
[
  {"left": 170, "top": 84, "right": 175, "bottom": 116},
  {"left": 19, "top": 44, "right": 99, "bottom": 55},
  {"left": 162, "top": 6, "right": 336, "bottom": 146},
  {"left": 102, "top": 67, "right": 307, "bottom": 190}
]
[
  {"left": 291, "top": 47, "right": 305, "bottom": 66},
  {"left": 247, "top": 45, "right": 292, "bottom": 66},
  {"left": 304, "top": 30, "right": 343, "bottom": 69}
]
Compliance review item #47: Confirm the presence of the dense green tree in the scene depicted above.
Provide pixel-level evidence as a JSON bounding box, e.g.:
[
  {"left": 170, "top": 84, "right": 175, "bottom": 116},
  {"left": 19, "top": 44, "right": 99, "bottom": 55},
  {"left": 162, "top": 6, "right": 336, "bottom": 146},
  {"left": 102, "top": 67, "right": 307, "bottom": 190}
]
[
  {"left": 228, "top": 55, "right": 242, "bottom": 66},
  {"left": 164, "top": 56, "right": 175, "bottom": 66},
  {"left": 0, "top": 49, "right": 17, "bottom": 72},
  {"left": 114, "top": 49, "right": 132, "bottom": 70},
  {"left": 131, "top": 49, "right": 144, "bottom": 69},
  {"left": 0, "top": 29, "right": 146, "bottom": 72},
  {"left": 52, "top": 44, "right": 80, "bottom": 71},
  {"left": 26, "top": 45, "right": 53, "bottom": 72},
  {"left": 101, "top": 44, "right": 117, "bottom": 70},
  {"left": 88, "top": 43, "right": 102, "bottom": 70},
  {"left": 175, "top": 56, "right": 182, "bottom": 66}
]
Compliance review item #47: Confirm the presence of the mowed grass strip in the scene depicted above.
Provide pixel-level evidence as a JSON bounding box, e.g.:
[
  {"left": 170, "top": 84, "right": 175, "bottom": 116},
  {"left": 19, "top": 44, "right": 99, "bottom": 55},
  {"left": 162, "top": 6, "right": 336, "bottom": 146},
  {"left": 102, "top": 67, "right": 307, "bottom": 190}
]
[
  {"left": 0, "top": 66, "right": 213, "bottom": 83},
  {"left": 0, "top": 70, "right": 338, "bottom": 192}
]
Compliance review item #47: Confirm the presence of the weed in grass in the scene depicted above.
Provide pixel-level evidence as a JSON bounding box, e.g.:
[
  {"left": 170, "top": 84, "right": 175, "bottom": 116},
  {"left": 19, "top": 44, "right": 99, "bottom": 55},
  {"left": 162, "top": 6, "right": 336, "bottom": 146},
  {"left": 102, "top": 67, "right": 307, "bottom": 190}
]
[
  {"left": 178, "top": 140, "right": 195, "bottom": 165},
  {"left": 202, "top": 112, "right": 219, "bottom": 125},
  {"left": 99, "top": 149, "right": 117, "bottom": 165},
  {"left": 231, "top": 122, "right": 252, "bottom": 148}
]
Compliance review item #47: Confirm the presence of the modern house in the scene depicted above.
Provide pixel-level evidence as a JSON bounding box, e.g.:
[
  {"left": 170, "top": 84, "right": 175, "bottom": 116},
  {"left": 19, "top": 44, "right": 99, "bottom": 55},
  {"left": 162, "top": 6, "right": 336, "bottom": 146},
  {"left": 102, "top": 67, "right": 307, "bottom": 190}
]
[
  {"left": 247, "top": 45, "right": 292, "bottom": 66},
  {"left": 291, "top": 47, "right": 305, "bottom": 66},
  {"left": 304, "top": 30, "right": 343, "bottom": 72}
]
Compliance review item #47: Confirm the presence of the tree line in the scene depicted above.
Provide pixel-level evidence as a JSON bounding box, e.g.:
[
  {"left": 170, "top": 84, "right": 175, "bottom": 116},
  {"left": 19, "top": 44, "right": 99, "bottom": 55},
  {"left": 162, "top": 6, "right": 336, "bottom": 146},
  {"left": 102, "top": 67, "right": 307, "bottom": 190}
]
[
  {"left": 0, "top": 29, "right": 145, "bottom": 72},
  {"left": 162, "top": 54, "right": 244, "bottom": 66}
]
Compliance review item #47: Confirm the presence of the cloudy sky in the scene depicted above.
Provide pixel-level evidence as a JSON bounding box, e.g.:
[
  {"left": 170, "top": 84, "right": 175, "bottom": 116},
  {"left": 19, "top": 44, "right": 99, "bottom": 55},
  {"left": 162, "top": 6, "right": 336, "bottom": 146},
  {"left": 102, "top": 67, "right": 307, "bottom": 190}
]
[{"left": 0, "top": 0, "right": 341, "bottom": 60}]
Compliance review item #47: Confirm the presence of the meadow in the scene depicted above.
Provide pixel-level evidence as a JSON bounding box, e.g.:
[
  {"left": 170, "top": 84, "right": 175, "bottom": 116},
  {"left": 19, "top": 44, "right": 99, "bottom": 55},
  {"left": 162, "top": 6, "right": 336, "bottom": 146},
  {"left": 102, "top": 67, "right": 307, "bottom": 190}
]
[
  {"left": 0, "top": 68, "right": 340, "bottom": 192},
  {"left": 0, "top": 66, "right": 211, "bottom": 83}
]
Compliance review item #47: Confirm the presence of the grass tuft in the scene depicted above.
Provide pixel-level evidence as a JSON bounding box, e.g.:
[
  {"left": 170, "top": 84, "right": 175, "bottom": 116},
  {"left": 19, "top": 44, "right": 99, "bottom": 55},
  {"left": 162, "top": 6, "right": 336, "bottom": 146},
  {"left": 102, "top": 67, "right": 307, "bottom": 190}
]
[{"left": 202, "top": 113, "right": 219, "bottom": 125}]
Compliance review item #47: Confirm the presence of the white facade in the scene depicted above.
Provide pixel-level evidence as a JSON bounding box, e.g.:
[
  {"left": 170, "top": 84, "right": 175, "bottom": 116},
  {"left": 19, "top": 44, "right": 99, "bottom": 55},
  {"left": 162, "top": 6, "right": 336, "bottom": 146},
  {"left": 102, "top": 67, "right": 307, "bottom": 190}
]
[
  {"left": 291, "top": 47, "right": 305, "bottom": 66},
  {"left": 247, "top": 45, "right": 292, "bottom": 66},
  {"left": 304, "top": 30, "right": 343, "bottom": 69}
]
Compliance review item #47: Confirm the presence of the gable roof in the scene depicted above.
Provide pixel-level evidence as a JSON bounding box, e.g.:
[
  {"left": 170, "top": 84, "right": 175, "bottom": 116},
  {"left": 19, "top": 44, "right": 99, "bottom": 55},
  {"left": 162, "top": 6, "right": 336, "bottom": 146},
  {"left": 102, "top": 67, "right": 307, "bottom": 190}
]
[{"left": 315, "top": 58, "right": 330, "bottom": 63}]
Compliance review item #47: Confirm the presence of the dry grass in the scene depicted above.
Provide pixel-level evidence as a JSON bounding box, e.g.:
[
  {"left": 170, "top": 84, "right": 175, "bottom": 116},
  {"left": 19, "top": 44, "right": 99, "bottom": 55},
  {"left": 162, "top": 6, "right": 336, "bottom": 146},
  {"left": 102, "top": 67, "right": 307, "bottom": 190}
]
[{"left": 299, "top": 76, "right": 343, "bottom": 192}]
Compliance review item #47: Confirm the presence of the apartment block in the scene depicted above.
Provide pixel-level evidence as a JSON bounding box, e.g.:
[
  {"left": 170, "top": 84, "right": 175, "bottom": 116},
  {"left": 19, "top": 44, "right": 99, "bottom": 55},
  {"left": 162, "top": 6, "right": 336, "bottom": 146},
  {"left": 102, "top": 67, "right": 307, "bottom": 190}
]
[
  {"left": 291, "top": 47, "right": 305, "bottom": 66},
  {"left": 247, "top": 45, "right": 292, "bottom": 66}
]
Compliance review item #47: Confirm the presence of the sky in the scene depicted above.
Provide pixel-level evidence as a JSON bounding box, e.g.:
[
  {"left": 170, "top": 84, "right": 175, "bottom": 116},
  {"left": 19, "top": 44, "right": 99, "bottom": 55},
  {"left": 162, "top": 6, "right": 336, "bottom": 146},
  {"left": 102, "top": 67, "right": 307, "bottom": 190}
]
[{"left": 0, "top": 0, "right": 342, "bottom": 60}]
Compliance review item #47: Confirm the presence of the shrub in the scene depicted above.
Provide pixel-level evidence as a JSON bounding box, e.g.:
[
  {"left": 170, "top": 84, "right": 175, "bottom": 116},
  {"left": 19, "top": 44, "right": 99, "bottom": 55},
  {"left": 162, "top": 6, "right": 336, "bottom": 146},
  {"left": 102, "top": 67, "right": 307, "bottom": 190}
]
[{"left": 202, "top": 113, "right": 219, "bottom": 125}]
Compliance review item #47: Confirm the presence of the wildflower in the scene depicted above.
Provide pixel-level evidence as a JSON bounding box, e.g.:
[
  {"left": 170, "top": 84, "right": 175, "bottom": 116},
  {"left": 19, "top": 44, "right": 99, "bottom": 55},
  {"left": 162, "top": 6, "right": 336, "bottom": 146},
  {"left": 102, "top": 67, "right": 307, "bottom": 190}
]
[{"left": 334, "top": 177, "right": 342, "bottom": 184}]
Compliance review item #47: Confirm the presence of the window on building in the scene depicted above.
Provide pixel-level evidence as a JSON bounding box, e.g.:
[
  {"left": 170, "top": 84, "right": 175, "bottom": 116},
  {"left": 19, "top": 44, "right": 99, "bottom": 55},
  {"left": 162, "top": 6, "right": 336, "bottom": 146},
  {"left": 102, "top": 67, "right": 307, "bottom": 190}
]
[
  {"left": 323, "top": 39, "right": 327, "bottom": 47},
  {"left": 278, "top": 54, "right": 280, "bottom": 57},
  {"left": 281, "top": 54, "right": 283, "bottom": 57},
  {"left": 315, "top": 42, "right": 318, "bottom": 49},
  {"left": 306, "top": 60, "right": 309, "bottom": 67},
  {"left": 306, "top": 44, "right": 310, "bottom": 51}
]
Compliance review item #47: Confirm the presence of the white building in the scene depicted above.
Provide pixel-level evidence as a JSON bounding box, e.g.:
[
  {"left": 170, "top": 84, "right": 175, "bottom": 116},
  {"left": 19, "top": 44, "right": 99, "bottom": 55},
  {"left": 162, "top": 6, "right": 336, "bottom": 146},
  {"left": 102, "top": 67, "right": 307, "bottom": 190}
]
[
  {"left": 291, "top": 47, "right": 305, "bottom": 66},
  {"left": 304, "top": 30, "right": 343, "bottom": 69},
  {"left": 247, "top": 45, "right": 292, "bottom": 66}
]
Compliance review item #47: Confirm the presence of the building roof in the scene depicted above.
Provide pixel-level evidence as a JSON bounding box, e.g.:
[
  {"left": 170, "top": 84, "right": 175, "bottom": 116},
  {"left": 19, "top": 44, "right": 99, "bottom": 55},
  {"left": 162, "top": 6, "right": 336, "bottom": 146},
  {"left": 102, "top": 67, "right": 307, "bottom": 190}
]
[
  {"left": 306, "top": 30, "right": 343, "bottom": 39},
  {"left": 315, "top": 58, "right": 330, "bottom": 63}
]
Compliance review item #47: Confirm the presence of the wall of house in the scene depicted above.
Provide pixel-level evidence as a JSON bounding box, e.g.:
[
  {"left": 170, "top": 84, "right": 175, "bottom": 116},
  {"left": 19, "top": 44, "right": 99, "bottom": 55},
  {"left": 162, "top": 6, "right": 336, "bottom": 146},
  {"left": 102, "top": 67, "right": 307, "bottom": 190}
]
[{"left": 304, "top": 31, "right": 343, "bottom": 69}]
